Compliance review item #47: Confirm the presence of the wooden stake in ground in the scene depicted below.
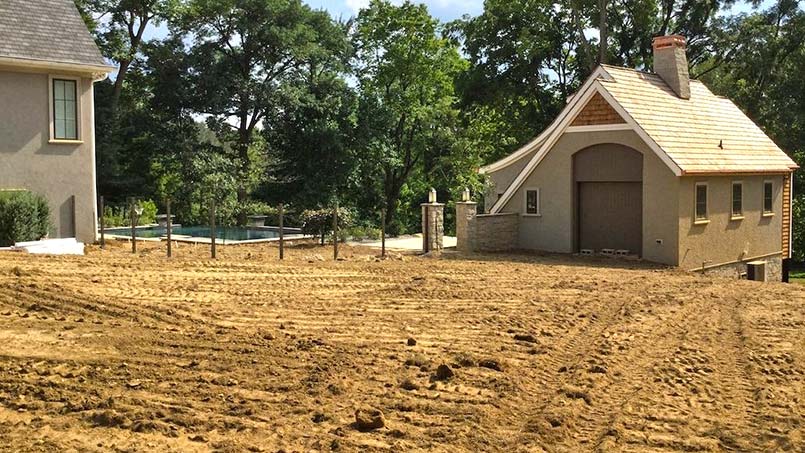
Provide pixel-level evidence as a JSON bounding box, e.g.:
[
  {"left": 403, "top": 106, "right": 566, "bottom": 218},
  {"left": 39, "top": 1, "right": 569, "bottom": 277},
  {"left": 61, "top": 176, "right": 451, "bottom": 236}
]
[
  {"left": 99, "top": 196, "right": 105, "bottom": 250},
  {"left": 129, "top": 197, "right": 136, "bottom": 254},
  {"left": 209, "top": 198, "right": 217, "bottom": 259},
  {"left": 166, "top": 198, "right": 172, "bottom": 258},
  {"left": 381, "top": 208, "right": 386, "bottom": 258},
  {"left": 278, "top": 203, "right": 284, "bottom": 260},
  {"left": 333, "top": 201, "right": 339, "bottom": 261}
]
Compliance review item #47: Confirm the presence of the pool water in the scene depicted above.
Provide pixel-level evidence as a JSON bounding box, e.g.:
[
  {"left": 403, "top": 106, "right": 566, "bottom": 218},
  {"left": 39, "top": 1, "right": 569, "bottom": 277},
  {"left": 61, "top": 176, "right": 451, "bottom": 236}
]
[{"left": 107, "top": 226, "right": 281, "bottom": 241}]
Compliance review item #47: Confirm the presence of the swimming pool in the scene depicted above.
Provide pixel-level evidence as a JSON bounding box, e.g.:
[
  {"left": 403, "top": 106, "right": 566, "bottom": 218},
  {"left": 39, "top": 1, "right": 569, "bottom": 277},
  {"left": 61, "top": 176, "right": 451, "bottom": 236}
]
[{"left": 106, "top": 225, "right": 302, "bottom": 243}]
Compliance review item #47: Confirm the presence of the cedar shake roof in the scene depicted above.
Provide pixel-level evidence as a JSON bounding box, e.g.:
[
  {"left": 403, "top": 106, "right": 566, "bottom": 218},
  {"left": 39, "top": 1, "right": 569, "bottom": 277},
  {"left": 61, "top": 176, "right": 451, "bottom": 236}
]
[
  {"left": 599, "top": 65, "right": 798, "bottom": 174},
  {"left": 0, "top": 0, "right": 109, "bottom": 69}
]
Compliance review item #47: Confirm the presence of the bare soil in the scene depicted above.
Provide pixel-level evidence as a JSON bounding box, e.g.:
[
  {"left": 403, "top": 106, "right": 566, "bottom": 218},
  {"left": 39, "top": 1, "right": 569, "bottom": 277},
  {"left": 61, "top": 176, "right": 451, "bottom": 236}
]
[{"left": 0, "top": 240, "right": 803, "bottom": 452}]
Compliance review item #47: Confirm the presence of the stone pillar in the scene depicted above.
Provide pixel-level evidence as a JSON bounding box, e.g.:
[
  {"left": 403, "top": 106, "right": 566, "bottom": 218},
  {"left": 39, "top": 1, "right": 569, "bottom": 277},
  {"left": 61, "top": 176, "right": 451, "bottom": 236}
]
[
  {"left": 421, "top": 189, "right": 444, "bottom": 253},
  {"left": 455, "top": 201, "right": 477, "bottom": 253}
]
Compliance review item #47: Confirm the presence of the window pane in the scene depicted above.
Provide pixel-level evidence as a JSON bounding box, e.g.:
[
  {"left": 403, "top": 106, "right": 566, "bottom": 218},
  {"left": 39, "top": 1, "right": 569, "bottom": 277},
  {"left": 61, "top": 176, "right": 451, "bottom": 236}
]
[
  {"left": 526, "top": 190, "right": 538, "bottom": 214},
  {"left": 64, "top": 81, "right": 76, "bottom": 101},
  {"left": 764, "top": 183, "right": 773, "bottom": 212},
  {"left": 65, "top": 120, "right": 77, "bottom": 139},
  {"left": 55, "top": 119, "right": 66, "bottom": 138},
  {"left": 732, "top": 183, "right": 742, "bottom": 216},
  {"left": 53, "top": 79, "right": 78, "bottom": 140},
  {"left": 695, "top": 185, "right": 707, "bottom": 219},
  {"left": 65, "top": 101, "right": 76, "bottom": 120}
]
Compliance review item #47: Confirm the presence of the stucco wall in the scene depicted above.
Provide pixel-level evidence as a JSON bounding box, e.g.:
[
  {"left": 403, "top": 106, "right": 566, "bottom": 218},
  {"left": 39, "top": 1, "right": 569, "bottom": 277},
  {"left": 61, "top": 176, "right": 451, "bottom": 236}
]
[
  {"left": 483, "top": 148, "right": 538, "bottom": 212},
  {"left": 500, "top": 130, "right": 680, "bottom": 264},
  {"left": 678, "top": 175, "right": 785, "bottom": 271},
  {"left": 0, "top": 69, "right": 97, "bottom": 243}
]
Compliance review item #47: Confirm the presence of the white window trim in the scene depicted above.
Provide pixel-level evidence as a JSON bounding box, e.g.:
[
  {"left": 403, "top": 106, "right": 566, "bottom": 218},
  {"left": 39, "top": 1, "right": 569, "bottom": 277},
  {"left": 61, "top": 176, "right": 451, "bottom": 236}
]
[
  {"left": 731, "top": 180, "right": 744, "bottom": 220},
  {"left": 48, "top": 74, "right": 83, "bottom": 144},
  {"left": 523, "top": 187, "right": 541, "bottom": 216},
  {"left": 762, "top": 179, "right": 775, "bottom": 216},
  {"left": 694, "top": 182, "right": 709, "bottom": 224}
]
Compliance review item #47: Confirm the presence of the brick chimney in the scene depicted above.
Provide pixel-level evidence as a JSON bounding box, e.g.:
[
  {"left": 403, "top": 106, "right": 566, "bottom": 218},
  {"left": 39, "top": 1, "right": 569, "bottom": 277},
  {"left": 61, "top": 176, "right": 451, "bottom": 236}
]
[{"left": 652, "top": 35, "right": 690, "bottom": 99}]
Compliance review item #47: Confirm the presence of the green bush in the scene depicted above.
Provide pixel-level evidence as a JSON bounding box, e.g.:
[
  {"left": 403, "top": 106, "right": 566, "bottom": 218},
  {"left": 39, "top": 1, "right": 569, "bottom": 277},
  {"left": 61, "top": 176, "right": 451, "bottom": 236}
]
[
  {"left": 139, "top": 199, "right": 157, "bottom": 225},
  {"left": 102, "top": 199, "right": 158, "bottom": 227},
  {"left": 0, "top": 190, "right": 51, "bottom": 246},
  {"left": 301, "top": 207, "right": 354, "bottom": 244}
]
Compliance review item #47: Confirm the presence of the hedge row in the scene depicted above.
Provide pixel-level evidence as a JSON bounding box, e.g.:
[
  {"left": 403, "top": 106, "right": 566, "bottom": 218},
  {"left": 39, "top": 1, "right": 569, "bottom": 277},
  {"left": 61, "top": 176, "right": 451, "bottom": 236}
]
[{"left": 0, "top": 191, "right": 51, "bottom": 247}]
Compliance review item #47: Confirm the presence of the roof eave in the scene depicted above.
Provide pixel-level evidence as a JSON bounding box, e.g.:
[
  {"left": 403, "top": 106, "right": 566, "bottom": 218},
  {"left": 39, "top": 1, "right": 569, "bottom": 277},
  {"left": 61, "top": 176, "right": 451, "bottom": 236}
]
[
  {"left": 681, "top": 167, "right": 798, "bottom": 175},
  {"left": 0, "top": 55, "right": 115, "bottom": 80}
]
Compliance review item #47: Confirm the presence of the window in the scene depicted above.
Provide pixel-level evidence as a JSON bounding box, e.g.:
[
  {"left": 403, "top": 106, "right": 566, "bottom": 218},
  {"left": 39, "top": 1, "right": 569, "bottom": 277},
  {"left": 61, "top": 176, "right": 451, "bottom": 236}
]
[
  {"left": 763, "top": 181, "right": 774, "bottom": 214},
  {"left": 52, "top": 78, "right": 78, "bottom": 140},
  {"left": 731, "top": 182, "right": 743, "bottom": 218},
  {"left": 695, "top": 183, "right": 708, "bottom": 221},
  {"left": 525, "top": 189, "right": 540, "bottom": 215}
]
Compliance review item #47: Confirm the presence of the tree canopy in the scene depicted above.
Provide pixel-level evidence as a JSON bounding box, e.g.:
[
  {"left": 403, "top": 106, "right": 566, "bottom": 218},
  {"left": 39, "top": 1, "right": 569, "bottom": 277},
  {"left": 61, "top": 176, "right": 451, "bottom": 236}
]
[{"left": 81, "top": 0, "right": 805, "bottom": 258}]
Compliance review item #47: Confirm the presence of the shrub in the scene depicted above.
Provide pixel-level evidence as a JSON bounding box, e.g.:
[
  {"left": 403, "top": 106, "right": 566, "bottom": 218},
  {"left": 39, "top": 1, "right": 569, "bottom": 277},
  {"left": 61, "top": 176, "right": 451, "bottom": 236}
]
[
  {"left": 102, "top": 199, "right": 158, "bottom": 227},
  {"left": 0, "top": 190, "right": 51, "bottom": 246},
  {"left": 301, "top": 207, "right": 354, "bottom": 244},
  {"left": 139, "top": 200, "right": 157, "bottom": 225}
]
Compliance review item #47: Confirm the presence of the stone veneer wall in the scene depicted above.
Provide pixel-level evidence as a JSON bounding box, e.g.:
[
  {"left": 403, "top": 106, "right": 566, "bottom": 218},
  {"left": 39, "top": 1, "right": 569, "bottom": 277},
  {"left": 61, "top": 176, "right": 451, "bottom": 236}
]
[
  {"left": 421, "top": 203, "right": 444, "bottom": 253},
  {"left": 700, "top": 254, "right": 783, "bottom": 282},
  {"left": 456, "top": 201, "right": 519, "bottom": 252},
  {"left": 473, "top": 213, "right": 519, "bottom": 251}
]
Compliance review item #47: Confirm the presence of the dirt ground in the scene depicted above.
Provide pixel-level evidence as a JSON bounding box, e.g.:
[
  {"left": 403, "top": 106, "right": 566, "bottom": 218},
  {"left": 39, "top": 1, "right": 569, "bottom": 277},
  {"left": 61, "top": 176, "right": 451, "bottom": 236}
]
[{"left": 0, "top": 240, "right": 803, "bottom": 452}]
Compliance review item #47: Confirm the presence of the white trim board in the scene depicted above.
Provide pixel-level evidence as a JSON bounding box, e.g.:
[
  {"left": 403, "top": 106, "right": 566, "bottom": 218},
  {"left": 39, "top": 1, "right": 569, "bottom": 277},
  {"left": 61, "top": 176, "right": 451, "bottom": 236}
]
[
  {"left": 489, "top": 75, "right": 684, "bottom": 214},
  {"left": 480, "top": 67, "right": 612, "bottom": 175},
  {"left": 565, "top": 124, "right": 632, "bottom": 133}
]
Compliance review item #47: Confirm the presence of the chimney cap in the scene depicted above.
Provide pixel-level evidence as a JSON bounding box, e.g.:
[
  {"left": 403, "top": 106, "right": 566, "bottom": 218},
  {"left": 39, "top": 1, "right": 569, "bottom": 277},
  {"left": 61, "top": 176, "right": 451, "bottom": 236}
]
[{"left": 652, "top": 35, "right": 686, "bottom": 50}]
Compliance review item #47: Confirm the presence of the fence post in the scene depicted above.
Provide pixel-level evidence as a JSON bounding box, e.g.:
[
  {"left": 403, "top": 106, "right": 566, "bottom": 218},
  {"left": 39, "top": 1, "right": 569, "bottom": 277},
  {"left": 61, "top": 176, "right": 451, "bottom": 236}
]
[
  {"left": 278, "top": 203, "right": 284, "bottom": 260},
  {"left": 381, "top": 208, "right": 386, "bottom": 258},
  {"left": 210, "top": 198, "right": 216, "bottom": 259},
  {"left": 166, "top": 198, "right": 172, "bottom": 258},
  {"left": 333, "top": 201, "right": 339, "bottom": 260},
  {"left": 129, "top": 197, "right": 136, "bottom": 254},
  {"left": 99, "top": 196, "right": 105, "bottom": 250}
]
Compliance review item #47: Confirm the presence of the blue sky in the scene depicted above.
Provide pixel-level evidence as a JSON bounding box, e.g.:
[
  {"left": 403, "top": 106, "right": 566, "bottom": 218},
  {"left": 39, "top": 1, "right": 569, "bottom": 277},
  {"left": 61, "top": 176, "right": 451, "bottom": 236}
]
[
  {"left": 143, "top": 1, "right": 771, "bottom": 44},
  {"left": 303, "top": 0, "right": 484, "bottom": 22}
]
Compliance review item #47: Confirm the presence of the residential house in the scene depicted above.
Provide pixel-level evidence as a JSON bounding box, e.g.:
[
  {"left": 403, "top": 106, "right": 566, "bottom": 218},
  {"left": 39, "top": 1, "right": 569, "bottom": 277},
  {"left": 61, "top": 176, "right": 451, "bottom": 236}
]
[
  {"left": 0, "top": 0, "right": 113, "bottom": 244},
  {"left": 457, "top": 35, "right": 797, "bottom": 281}
]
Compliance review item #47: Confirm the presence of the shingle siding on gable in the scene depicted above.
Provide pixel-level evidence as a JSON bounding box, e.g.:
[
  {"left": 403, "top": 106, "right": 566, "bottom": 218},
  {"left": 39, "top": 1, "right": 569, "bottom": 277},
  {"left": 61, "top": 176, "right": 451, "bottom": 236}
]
[
  {"left": 0, "top": 0, "right": 106, "bottom": 68},
  {"left": 570, "top": 92, "right": 626, "bottom": 126}
]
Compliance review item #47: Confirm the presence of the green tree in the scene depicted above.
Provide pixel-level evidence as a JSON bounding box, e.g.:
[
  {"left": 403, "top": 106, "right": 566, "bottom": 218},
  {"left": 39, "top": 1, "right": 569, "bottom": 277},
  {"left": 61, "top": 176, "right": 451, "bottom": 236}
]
[
  {"left": 75, "top": 0, "right": 180, "bottom": 113},
  {"left": 352, "top": 0, "right": 468, "bottom": 233},
  {"left": 181, "top": 0, "right": 347, "bottom": 223}
]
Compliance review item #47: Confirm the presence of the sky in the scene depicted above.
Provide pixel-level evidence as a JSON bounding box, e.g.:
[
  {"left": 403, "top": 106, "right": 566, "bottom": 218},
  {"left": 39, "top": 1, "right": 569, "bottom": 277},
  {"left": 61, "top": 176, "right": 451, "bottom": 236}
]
[
  {"left": 142, "top": 0, "right": 771, "bottom": 49},
  {"left": 303, "top": 0, "right": 484, "bottom": 22}
]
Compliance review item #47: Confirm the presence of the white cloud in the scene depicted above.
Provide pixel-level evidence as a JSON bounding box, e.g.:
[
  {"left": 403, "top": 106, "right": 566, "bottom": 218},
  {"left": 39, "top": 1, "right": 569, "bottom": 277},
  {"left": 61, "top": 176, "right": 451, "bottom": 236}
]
[{"left": 345, "top": 0, "right": 371, "bottom": 13}]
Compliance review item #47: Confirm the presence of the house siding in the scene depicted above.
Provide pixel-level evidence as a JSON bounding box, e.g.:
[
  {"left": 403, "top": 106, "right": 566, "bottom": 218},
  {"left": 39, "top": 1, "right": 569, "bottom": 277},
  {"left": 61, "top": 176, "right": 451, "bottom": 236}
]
[
  {"left": 0, "top": 69, "right": 97, "bottom": 243},
  {"left": 500, "top": 130, "right": 680, "bottom": 265},
  {"left": 483, "top": 148, "right": 538, "bottom": 211},
  {"left": 678, "top": 175, "right": 785, "bottom": 273}
]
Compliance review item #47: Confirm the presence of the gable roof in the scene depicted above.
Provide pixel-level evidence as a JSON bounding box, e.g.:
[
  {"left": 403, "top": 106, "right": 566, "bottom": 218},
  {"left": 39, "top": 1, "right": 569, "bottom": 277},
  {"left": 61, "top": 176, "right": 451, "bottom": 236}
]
[
  {"left": 486, "top": 64, "right": 798, "bottom": 213},
  {"left": 600, "top": 65, "right": 797, "bottom": 174},
  {"left": 0, "top": 0, "right": 111, "bottom": 71}
]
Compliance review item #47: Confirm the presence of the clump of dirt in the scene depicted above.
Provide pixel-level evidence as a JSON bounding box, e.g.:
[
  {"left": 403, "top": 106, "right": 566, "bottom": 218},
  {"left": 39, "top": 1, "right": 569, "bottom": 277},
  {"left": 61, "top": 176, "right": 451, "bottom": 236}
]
[{"left": 354, "top": 407, "right": 385, "bottom": 431}]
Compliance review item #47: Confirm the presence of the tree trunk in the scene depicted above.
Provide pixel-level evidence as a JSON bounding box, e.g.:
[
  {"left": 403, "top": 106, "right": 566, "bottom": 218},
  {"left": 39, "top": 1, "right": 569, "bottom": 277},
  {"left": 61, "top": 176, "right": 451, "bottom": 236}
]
[
  {"left": 598, "top": 0, "right": 608, "bottom": 65},
  {"left": 110, "top": 58, "right": 131, "bottom": 115},
  {"left": 236, "top": 121, "right": 251, "bottom": 226}
]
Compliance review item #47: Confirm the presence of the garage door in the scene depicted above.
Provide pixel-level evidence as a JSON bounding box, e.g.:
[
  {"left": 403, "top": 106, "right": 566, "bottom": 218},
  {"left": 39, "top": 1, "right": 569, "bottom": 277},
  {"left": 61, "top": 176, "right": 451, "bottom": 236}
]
[{"left": 578, "top": 182, "right": 642, "bottom": 255}]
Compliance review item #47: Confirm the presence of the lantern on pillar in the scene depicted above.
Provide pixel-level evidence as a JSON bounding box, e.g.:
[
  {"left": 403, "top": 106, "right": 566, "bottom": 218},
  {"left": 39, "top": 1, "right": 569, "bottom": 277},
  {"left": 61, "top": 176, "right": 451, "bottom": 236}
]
[
  {"left": 461, "top": 187, "right": 470, "bottom": 202},
  {"left": 428, "top": 188, "right": 437, "bottom": 203}
]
